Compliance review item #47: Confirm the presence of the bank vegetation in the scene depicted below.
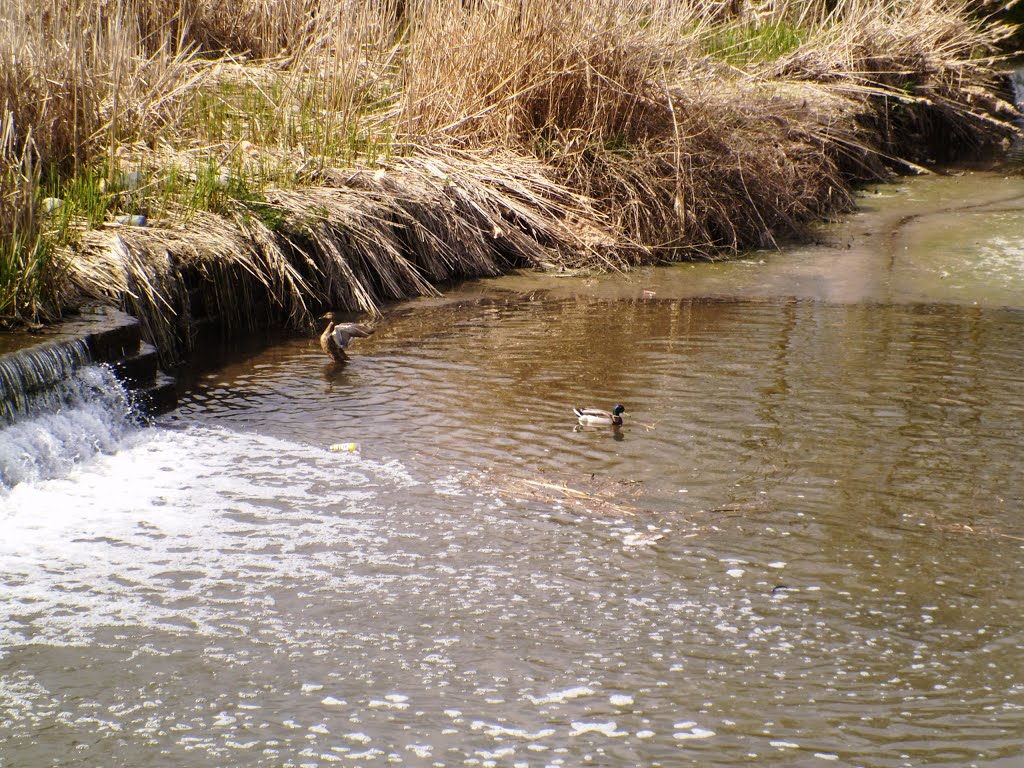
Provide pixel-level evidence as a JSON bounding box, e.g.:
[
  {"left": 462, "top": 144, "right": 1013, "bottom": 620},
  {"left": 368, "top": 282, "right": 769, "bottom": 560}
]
[{"left": 0, "top": 0, "right": 1019, "bottom": 362}]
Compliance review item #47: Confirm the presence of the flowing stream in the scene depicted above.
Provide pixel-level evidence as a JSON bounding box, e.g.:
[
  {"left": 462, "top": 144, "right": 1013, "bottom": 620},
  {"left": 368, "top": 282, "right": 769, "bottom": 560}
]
[{"left": 1, "top": 171, "right": 1023, "bottom": 767}]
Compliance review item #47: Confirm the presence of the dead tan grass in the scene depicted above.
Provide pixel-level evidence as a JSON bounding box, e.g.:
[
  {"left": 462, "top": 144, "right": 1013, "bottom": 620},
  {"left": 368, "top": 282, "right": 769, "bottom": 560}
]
[
  {"left": 67, "top": 206, "right": 310, "bottom": 353},
  {"left": 65, "top": 146, "right": 629, "bottom": 362},
  {"left": 398, "top": 0, "right": 1015, "bottom": 256},
  {"left": 767, "top": 0, "right": 1019, "bottom": 166}
]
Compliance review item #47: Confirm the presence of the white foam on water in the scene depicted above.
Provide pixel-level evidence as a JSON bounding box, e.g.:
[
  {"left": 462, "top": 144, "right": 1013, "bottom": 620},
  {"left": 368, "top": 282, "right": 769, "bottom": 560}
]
[
  {"left": 344, "top": 747, "right": 383, "bottom": 760},
  {"left": 469, "top": 721, "right": 555, "bottom": 740},
  {"left": 367, "top": 698, "right": 409, "bottom": 710},
  {"left": 569, "top": 721, "right": 627, "bottom": 738},
  {"left": 0, "top": 421, "right": 419, "bottom": 651},
  {"left": 673, "top": 725, "right": 716, "bottom": 740},
  {"left": 407, "top": 744, "right": 433, "bottom": 758},
  {"left": 476, "top": 746, "right": 515, "bottom": 759},
  {"left": 526, "top": 686, "right": 595, "bottom": 705}
]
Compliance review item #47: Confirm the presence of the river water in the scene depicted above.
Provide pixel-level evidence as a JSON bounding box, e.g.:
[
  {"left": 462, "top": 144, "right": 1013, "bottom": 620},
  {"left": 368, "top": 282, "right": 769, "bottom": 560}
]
[{"left": 1, "top": 171, "right": 1023, "bottom": 767}]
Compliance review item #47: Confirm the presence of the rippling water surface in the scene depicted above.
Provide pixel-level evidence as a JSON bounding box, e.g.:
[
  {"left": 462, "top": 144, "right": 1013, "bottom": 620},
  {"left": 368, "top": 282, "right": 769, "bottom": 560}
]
[{"left": 1, "top": 172, "right": 1023, "bottom": 767}]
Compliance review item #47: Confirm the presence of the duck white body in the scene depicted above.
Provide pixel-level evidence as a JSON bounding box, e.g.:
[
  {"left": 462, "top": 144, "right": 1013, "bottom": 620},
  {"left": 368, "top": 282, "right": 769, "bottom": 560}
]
[{"left": 574, "top": 404, "right": 626, "bottom": 426}]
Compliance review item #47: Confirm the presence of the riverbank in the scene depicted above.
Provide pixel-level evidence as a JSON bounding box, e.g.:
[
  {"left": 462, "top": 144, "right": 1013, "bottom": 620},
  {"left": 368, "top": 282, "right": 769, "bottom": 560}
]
[{"left": 2, "top": 0, "right": 1020, "bottom": 364}]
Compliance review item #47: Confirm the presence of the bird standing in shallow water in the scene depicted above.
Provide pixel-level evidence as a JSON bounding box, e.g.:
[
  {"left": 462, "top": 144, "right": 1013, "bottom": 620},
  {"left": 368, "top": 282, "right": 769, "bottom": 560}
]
[
  {"left": 319, "top": 312, "right": 374, "bottom": 363},
  {"left": 574, "top": 404, "right": 626, "bottom": 426}
]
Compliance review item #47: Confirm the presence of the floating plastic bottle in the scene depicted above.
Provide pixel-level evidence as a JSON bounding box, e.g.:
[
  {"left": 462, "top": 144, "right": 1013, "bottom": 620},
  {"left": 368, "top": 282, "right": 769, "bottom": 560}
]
[{"left": 328, "top": 442, "right": 360, "bottom": 453}]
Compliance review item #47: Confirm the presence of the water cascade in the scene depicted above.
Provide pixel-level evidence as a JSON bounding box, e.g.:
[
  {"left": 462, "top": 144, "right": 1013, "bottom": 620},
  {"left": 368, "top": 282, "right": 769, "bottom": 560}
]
[
  {"left": 0, "top": 307, "right": 176, "bottom": 490},
  {"left": 0, "top": 338, "right": 90, "bottom": 423},
  {"left": 0, "top": 362, "right": 138, "bottom": 489}
]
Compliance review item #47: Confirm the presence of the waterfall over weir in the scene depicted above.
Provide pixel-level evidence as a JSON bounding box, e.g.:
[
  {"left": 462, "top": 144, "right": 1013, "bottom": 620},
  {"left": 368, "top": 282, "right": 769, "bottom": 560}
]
[
  {"left": 0, "top": 338, "right": 91, "bottom": 423},
  {"left": 0, "top": 362, "right": 137, "bottom": 490},
  {"left": 0, "top": 307, "right": 176, "bottom": 491}
]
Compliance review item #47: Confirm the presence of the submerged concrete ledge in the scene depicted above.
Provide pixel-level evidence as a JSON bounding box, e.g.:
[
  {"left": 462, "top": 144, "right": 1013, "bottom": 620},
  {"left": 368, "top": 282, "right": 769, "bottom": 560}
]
[{"left": 0, "top": 305, "right": 177, "bottom": 420}]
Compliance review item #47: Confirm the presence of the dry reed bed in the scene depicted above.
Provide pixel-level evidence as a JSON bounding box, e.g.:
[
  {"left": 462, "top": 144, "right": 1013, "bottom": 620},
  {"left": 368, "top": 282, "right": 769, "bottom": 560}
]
[
  {"left": 67, "top": 149, "right": 628, "bottom": 359},
  {"left": 2, "top": 0, "right": 1020, "bottom": 361}
]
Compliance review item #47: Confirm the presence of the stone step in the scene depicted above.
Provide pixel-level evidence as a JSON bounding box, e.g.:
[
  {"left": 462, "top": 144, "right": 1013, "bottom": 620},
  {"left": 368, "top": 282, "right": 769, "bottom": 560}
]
[
  {"left": 59, "top": 305, "right": 144, "bottom": 364},
  {"left": 109, "top": 341, "right": 160, "bottom": 390},
  {"left": 132, "top": 372, "right": 178, "bottom": 417}
]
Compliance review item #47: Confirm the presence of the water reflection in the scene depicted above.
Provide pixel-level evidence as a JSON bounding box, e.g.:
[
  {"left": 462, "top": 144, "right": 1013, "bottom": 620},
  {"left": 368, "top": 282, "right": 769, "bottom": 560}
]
[
  {"left": 176, "top": 294, "right": 1024, "bottom": 530},
  {"left": 55, "top": 291, "right": 1012, "bottom": 767}
]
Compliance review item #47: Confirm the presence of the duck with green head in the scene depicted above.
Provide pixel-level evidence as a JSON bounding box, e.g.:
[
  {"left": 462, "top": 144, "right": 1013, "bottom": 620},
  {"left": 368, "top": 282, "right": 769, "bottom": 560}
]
[{"left": 574, "top": 404, "right": 626, "bottom": 427}]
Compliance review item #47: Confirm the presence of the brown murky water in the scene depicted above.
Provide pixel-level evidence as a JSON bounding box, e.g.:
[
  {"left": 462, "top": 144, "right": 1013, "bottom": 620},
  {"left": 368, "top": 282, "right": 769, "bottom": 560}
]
[{"left": 1, "top": 171, "right": 1023, "bottom": 767}]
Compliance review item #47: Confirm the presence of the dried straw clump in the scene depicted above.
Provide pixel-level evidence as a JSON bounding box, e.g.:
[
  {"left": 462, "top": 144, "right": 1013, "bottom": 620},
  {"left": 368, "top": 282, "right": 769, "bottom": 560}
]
[
  {"left": 65, "top": 147, "right": 625, "bottom": 363},
  {"left": 0, "top": 0, "right": 208, "bottom": 174},
  {"left": 548, "top": 77, "right": 857, "bottom": 257},
  {"left": 766, "top": 0, "right": 1019, "bottom": 166},
  {"left": 403, "top": 0, "right": 666, "bottom": 251},
  {"left": 400, "top": 0, "right": 857, "bottom": 257},
  {"left": 403, "top": 0, "right": 676, "bottom": 146},
  {"left": 67, "top": 208, "right": 311, "bottom": 359},
  {"left": 131, "top": 0, "right": 311, "bottom": 58},
  {"left": 401, "top": 0, "right": 1017, "bottom": 257},
  {"left": 273, "top": 148, "right": 627, "bottom": 312},
  {"left": 383, "top": 148, "right": 631, "bottom": 271}
]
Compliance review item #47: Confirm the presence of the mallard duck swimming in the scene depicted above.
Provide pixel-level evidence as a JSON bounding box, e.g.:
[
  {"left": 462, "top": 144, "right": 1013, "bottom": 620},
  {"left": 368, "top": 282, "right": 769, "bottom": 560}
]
[
  {"left": 319, "top": 312, "right": 374, "bottom": 362},
  {"left": 574, "top": 404, "right": 626, "bottom": 426}
]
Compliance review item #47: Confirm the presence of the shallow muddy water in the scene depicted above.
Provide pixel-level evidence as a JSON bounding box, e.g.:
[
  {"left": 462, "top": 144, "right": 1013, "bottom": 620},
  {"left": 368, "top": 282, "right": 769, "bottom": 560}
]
[{"left": 1, "top": 171, "right": 1023, "bottom": 767}]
